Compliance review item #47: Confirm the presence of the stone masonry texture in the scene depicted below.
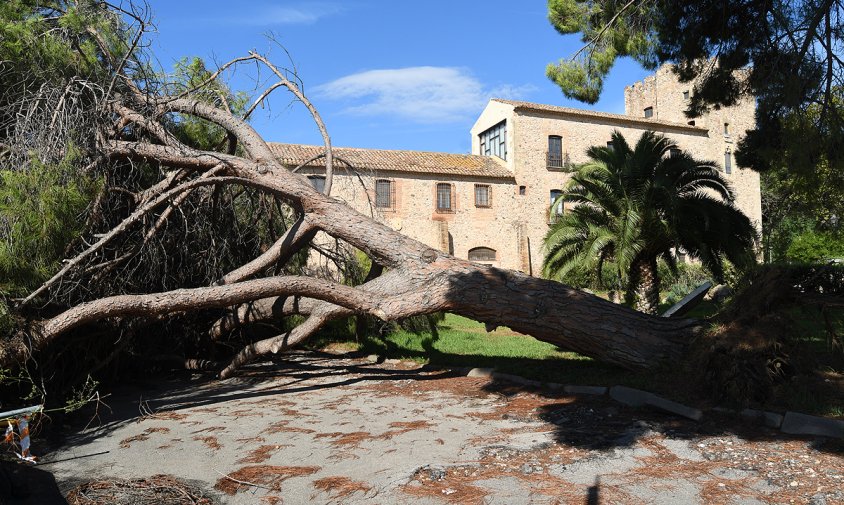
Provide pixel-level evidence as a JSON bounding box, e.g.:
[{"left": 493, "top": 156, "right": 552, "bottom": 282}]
[{"left": 276, "top": 63, "right": 761, "bottom": 275}]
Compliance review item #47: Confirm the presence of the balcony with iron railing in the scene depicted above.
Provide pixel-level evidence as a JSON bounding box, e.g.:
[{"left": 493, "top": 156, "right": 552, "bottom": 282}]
[{"left": 546, "top": 151, "right": 570, "bottom": 170}]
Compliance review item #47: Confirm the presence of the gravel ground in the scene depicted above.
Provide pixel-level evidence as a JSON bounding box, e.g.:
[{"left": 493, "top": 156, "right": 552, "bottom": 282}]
[{"left": 15, "top": 351, "right": 844, "bottom": 504}]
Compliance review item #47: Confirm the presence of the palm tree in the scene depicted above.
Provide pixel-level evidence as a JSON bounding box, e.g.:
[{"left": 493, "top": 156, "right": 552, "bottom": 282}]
[{"left": 543, "top": 130, "right": 757, "bottom": 314}]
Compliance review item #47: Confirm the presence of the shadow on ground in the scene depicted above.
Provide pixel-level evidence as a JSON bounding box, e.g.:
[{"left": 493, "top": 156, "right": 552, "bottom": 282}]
[
  {"left": 51, "top": 352, "right": 463, "bottom": 449},
  {"left": 0, "top": 459, "right": 66, "bottom": 504},
  {"left": 483, "top": 378, "right": 844, "bottom": 456},
  {"left": 49, "top": 350, "right": 844, "bottom": 460}
]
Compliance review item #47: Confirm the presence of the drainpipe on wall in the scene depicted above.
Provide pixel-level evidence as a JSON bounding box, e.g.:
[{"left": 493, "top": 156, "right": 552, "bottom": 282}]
[{"left": 527, "top": 237, "right": 533, "bottom": 277}]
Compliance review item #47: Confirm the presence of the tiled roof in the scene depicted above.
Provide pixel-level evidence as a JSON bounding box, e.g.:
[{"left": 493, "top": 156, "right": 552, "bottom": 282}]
[
  {"left": 491, "top": 99, "right": 709, "bottom": 133},
  {"left": 268, "top": 143, "right": 514, "bottom": 180}
]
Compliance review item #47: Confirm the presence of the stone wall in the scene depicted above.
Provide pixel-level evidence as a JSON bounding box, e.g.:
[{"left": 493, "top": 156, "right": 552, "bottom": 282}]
[
  {"left": 624, "top": 64, "right": 762, "bottom": 235},
  {"left": 299, "top": 167, "right": 522, "bottom": 272},
  {"left": 507, "top": 110, "right": 715, "bottom": 274}
]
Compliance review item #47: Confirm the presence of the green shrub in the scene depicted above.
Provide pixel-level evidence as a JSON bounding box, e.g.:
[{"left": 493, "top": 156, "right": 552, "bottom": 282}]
[
  {"left": 661, "top": 262, "right": 712, "bottom": 306},
  {"left": 555, "top": 263, "right": 622, "bottom": 291},
  {"left": 786, "top": 230, "right": 844, "bottom": 263}
]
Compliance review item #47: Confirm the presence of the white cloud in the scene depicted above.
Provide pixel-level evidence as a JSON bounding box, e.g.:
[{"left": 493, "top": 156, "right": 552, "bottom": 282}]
[
  {"left": 216, "top": 3, "right": 343, "bottom": 26},
  {"left": 314, "top": 67, "right": 534, "bottom": 123}
]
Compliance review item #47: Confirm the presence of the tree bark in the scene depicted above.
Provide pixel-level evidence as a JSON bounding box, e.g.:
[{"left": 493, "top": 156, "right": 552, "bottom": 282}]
[{"left": 634, "top": 258, "right": 661, "bottom": 315}]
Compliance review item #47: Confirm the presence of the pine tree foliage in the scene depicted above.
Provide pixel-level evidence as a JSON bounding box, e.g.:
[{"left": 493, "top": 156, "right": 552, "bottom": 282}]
[
  {"left": 547, "top": 0, "right": 844, "bottom": 176},
  {"left": 547, "top": 0, "right": 659, "bottom": 104},
  {"left": 0, "top": 146, "right": 100, "bottom": 294},
  {"left": 0, "top": 2, "right": 307, "bottom": 397}
]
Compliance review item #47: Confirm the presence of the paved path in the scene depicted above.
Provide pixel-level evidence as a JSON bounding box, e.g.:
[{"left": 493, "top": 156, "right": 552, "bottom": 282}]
[{"left": 39, "top": 352, "right": 844, "bottom": 504}]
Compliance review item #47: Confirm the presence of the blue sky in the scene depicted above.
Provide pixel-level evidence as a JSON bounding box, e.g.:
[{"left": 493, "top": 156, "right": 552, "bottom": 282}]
[{"left": 146, "top": 1, "right": 652, "bottom": 154}]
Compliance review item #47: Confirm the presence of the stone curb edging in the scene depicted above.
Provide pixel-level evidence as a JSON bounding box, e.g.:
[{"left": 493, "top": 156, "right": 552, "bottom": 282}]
[
  {"left": 464, "top": 367, "right": 844, "bottom": 440},
  {"left": 609, "top": 385, "right": 703, "bottom": 421}
]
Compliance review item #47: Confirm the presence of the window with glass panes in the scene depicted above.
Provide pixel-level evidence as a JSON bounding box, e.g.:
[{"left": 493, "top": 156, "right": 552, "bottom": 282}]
[
  {"left": 479, "top": 120, "right": 507, "bottom": 160},
  {"left": 375, "top": 179, "right": 393, "bottom": 208},
  {"left": 436, "top": 183, "right": 453, "bottom": 212},
  {"left": 547, "top": 135, "right": 563, "bottom": 168},
  {"left": 474, "top": 184, "right": 491, "bottom": 207},
  {"left": 550, "top": 189, "right": 564, "bottom": 221}
]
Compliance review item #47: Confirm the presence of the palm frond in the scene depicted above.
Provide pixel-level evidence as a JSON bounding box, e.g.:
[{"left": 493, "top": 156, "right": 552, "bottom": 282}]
[{"left": 543, "top": 129, "right": 757, "bottom": 294}]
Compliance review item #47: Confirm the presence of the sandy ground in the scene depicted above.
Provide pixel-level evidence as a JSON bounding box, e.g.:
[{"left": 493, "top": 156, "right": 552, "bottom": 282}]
[{"left": 23, "top": 352, "right": 844, "bottom": 504}]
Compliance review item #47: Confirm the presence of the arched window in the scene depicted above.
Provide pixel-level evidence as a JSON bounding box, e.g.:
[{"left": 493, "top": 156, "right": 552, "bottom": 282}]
[{"left": 468, "top": 247, "right": 497, "bottom": 262}]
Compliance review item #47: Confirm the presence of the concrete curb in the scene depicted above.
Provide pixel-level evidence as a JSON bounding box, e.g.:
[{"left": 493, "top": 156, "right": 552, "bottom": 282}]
[
  {"left": 781, "top": 411, "right": 844, "bottom": 438},
  {"left": 740, "top": 408, "right": 785, "bottom": 429},
  {"left": 609, "top": 386, "right": 703, "bottom": 421},
  {"left": 463, "top": 367, "right": 843, "bottom": 439},
  {"left": 562, "top": 385, "right": 608, "bottom": 396}
]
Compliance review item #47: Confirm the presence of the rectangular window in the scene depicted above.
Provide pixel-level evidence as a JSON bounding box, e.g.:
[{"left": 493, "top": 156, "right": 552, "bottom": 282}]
[
  {"left": 644, "top": 106, "right": 654, "bottom": 118},
  {"left": 724, "top": 152, "right": 732, "bottom": 174},
  {"left": 474, "top": 184, "right": 491, "bottom": 208},
  {"left": 550, "top": 189, "right": 564, "bottom": 223},
  {"left": 479, "top": 120, "right": 507, "bottom": 161},
  {"left": 724, "top": 122, "right": 730, "bottom": 135},
  {"left": 308, "top": 175, "right": 325, "bottom": 193},
  {"left": 375, "top": 179, "right": 394, "bottom": 209},
  {"left": 518, "top": 185, "right": 526, "bottom": 195},
  {"left": 436, "top": 183, "right": 453, "bottom": 212},
  {"left": 683, "top": 90, "right": 690, "bottom": 100},
  {"left": 606, "top": 141, "right": 614, "bottom": 151},
  {"left": 547, "top": 135, "right": 563, "bottom": 168},
  {"left": 670, "top": 148, "right": 681, "bottom": 158}
]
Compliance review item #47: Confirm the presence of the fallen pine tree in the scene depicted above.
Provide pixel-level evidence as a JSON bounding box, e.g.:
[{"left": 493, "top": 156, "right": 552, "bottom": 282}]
[{"left": 0, "top": 2, "right": 705, "bottom": 385}]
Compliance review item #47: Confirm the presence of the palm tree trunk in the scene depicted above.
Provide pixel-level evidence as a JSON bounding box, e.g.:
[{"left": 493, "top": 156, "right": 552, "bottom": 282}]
[{"left": 634, "top": 258, "right": 661, "bottom": 315}]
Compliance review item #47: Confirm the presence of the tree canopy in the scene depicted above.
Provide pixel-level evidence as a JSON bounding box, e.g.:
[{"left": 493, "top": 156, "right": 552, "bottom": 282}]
[{"left": 546, "top": 0, "right": 844, "bottom": 176}]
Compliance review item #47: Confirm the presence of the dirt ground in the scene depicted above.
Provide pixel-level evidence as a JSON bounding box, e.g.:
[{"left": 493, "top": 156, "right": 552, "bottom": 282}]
[{"left": 16, "top": 352, "right": 844, "bottom": 504}]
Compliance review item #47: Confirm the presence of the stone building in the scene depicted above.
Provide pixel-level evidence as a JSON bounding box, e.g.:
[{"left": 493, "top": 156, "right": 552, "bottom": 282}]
[{"left": 270, "top": 64, "right": 761, "bottom": 276}]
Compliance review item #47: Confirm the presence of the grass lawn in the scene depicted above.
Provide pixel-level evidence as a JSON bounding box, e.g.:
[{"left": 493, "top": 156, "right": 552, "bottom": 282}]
[
  {"left": 309, "top": 310, "right": 844, "bottom": 418},
  {"left": 310, "top": 313, "right": 694, "bottom": 404}
]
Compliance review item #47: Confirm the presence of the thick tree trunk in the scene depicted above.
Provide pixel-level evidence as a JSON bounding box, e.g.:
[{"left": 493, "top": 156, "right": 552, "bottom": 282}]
[{"left": 443, "top": 263, "right": 696, "bottom": 368}]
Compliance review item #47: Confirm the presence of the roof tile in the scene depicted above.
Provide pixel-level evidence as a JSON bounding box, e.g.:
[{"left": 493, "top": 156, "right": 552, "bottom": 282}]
[
  {"left": 492, "top": 99, "right": 708, "bottom": 132},
  {"left": 269, "top": 143, "right": 514, "bottom": 180}
]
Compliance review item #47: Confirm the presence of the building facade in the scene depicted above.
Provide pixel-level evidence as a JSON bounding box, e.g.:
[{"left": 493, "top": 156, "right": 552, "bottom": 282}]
[{"left": 271, "top": 64, "right": 761, "bottom": 276}]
